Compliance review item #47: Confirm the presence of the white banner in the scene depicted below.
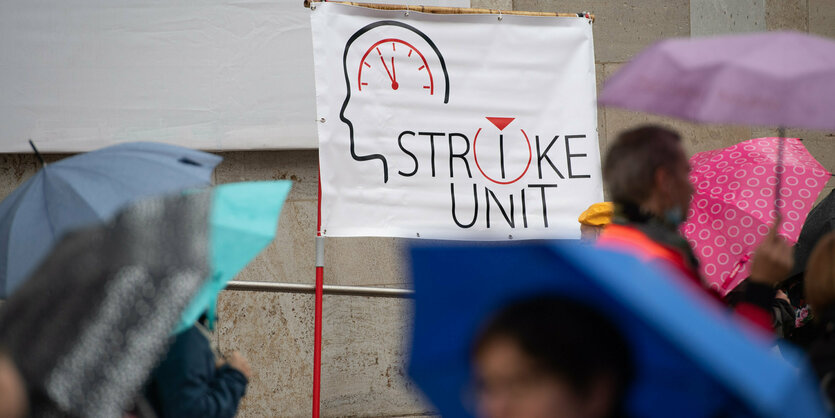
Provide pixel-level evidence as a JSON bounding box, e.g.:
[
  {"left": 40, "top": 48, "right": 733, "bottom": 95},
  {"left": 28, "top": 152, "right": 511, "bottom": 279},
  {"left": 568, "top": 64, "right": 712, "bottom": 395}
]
[
  {"left": 311, "top": 3, "right": 602, "bottom": 240},
  {"left": 0, "top": 0, "right": 468, "bottom": 153}
]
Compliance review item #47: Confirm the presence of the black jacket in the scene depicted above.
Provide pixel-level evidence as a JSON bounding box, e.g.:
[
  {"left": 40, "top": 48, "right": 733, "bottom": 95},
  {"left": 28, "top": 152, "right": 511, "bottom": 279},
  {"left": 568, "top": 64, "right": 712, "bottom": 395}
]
[
  {"left": 146, "top": 326, "right": 248, "bottom": 418},
  {"left": 809, "top": 305, "right": 835, "bottom": 410}
]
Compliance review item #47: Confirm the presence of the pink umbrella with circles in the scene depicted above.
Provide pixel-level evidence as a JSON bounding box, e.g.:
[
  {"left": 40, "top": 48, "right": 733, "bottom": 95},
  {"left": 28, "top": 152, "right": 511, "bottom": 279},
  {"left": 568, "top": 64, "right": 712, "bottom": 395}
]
[{"left": 683, "top": 137, "right": 829, "bottom": 295}]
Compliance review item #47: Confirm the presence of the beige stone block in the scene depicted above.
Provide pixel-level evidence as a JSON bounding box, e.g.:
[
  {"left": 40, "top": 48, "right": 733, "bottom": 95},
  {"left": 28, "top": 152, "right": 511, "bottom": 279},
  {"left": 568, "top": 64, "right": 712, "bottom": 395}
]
[
  {"left": 324, "top": 237, "right": 408, "bottom": 286},
  {"left": 216, "top": 291, "right": 432, "bottom": 417},
  {"left": 810, "top": 0, "right": 835, "bottom": 38},
  {"left": 766, "top": 0, "right": 808, "bottom": 31},
  {"left": 605, "top": 107, "right": 753, "bottom": 157},
  {"left": 472, "top": 0, "right": 512, "bottom": 10},
  {"left": 690, "top": 0, "right": 766, "bottom": 36},
  {"left": 320, "top": 295, "right": 431, "bottom": 417},
  {"left": 815, "top": 186, "right": 834, "bottom": 206},
  {"left": 0, "top": 154, "right": 68, "bottom": 200},
  {"left": 233, "top": 200, "right": 319, "bottom": 284},
  {"left": 0, "top": 155, "right": 40, "bottom": 200},
  {"left": 595, "top": 63, "right": 608, "bottom": 154},
  {"left": 512, "top": 0, "right": 690, "bottom": 63},
  {"left": 217, "top": 291, "right": 316, "bottom": 417},
  {"left": 213, "top": 150, "right": 319, "bottom": 202}
]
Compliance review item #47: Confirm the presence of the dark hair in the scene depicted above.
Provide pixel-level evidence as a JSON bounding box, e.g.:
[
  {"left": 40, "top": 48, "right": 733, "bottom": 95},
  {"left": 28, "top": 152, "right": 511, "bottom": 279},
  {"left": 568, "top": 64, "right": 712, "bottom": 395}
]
[
  {"left": 473, "top": 296, "right": 633, "bottom": 406},
  {"left": 603, "top": 125, "right": 683, "bottom": 207}
]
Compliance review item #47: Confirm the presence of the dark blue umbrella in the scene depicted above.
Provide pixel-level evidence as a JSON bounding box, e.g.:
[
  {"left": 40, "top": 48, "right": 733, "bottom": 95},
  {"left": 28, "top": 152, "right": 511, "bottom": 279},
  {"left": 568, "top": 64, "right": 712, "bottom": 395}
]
[
  {"left": 0, "top": 142, "right": 221, "bottom": 297},
  {"left": 409, "top": 242, "right": 827, "bottom": 418}
]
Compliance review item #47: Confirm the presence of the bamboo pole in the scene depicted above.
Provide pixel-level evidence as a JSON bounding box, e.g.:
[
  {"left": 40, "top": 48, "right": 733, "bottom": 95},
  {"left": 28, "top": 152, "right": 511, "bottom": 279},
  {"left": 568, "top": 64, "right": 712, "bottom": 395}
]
[{"left": 304, "top": 0, "right": 595, "bottom": 21}]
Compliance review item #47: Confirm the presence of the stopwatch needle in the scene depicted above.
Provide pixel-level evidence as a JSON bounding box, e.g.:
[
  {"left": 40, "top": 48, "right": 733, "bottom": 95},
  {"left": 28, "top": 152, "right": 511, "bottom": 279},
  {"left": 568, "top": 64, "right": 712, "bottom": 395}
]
[
  {"left": 379, "top": 56, "right": 398, "bottom": 90},
  {"left": 391, "top": 57, "right": 399, "bottom": 90}
]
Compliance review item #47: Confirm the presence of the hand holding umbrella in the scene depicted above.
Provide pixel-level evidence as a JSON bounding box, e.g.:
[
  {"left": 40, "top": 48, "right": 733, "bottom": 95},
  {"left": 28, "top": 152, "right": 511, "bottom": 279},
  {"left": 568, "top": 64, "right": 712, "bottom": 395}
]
[{"left": 749, "top": 217, "right": 795, "bottom": 286}]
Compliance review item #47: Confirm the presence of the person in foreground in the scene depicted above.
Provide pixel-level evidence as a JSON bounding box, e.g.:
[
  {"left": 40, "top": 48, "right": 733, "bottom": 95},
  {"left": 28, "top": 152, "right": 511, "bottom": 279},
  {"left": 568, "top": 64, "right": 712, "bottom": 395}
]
[
  {"left": 472, "top": 297, "right": 632, "bottom": 418},
  {"left": 145, "top": 319, "right": 251, "bottom": 418},
  {"left": 597, "top": 125, "right": 793, "bottom": 332},
  {"left": 0, "top": 351, "right": 27, "bottom": 418},
  {"left": 802, "top": 231, "right": 835, "bottom": 408}
]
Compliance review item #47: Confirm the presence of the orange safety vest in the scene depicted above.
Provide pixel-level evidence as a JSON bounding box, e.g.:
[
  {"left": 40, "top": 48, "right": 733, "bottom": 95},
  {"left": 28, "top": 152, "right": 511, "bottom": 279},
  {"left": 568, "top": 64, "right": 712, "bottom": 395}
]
[
  {"left": 596, "top": 224, "right": 701, "bottom": 287},
  {"left": 597, "top": 224, "right": 774, "bottom": 333}
]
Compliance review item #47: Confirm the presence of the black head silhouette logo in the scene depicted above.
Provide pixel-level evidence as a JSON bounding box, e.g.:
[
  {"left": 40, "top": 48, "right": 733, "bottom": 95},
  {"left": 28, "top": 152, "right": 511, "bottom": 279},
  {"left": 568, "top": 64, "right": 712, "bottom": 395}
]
[{"left": 340, "top": 21, "right": 450, "bottom": 183}]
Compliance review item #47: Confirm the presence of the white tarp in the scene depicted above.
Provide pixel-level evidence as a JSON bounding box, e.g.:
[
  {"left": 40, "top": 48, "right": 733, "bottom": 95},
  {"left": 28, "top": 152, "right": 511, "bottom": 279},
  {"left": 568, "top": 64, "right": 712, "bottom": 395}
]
[
  {"left": 311, "top": 3, "right": 602, "bottom": 240},
  {"left": 0, "top": 0, "right": 468, "bottom": 153}
]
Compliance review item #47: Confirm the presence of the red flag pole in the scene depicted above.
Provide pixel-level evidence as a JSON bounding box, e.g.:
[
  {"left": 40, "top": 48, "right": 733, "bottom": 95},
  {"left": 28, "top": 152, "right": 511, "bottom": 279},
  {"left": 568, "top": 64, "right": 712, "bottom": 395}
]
[{"left": 313, "top": 170, "right": 324, "bottom": 418}]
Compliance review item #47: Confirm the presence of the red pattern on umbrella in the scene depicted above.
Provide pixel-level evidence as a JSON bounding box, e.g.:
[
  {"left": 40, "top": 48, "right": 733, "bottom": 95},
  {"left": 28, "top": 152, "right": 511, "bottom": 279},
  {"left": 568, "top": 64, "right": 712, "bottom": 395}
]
[{"left": 682, "top": 137, "right": 828, "bottom": 295}]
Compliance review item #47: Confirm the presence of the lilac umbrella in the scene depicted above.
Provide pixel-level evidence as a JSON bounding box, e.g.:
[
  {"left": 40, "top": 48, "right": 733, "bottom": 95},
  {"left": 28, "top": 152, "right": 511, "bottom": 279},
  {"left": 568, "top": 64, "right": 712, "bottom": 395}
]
[
  {"left": 599, "top": 31, "right": 835, "bottom": 214},
  {"left": 599, "top": 31, "right": 835, "bottom": 131}
]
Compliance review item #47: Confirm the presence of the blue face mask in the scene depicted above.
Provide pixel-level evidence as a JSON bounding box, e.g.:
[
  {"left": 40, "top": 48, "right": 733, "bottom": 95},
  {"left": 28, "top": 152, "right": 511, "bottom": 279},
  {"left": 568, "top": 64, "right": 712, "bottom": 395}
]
[{"left": 664, "top": 206, "right": 685, "bottom": 227}]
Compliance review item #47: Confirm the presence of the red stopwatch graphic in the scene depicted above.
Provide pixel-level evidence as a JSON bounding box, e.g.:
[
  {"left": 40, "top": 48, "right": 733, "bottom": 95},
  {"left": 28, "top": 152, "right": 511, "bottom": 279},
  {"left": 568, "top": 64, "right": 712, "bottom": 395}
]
[{"left": 358, "top": 38, "right": 434, "bottom": 95}]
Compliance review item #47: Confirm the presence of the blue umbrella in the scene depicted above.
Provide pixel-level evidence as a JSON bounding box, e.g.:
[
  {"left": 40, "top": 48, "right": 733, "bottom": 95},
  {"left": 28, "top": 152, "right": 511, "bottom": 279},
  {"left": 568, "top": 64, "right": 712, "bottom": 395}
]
[
  {"left": 0, "top": 142, "right": 221, "bottom": 297},
  {"left": 409, "top": 242, "right": 827, "bottom": 418},
  {"left": 175, "top": 181, "right": 292, "bottom": 333}
]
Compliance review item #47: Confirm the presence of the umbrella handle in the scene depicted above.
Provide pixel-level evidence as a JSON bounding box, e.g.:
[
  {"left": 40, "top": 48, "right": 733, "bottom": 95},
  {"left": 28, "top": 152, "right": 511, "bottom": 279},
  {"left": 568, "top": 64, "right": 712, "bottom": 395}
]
[
  {"left": 722, "top": 254, "right": 751, "bottom": 292},
  {"left": 775, "top": 128, "right": 785, "bottom": 218}
]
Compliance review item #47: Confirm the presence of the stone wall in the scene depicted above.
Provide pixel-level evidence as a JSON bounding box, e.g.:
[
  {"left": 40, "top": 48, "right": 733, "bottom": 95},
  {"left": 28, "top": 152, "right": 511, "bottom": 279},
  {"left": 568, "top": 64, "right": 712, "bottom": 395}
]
[{"left": 0, "top": 1, "right": 833, "bottom": 416}]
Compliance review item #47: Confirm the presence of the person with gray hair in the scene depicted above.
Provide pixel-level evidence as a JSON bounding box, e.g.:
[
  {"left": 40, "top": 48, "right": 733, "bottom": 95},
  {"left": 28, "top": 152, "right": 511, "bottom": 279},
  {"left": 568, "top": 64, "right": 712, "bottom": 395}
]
[{"left": 596, "top": 125, "right": 794, "bottom": 332}]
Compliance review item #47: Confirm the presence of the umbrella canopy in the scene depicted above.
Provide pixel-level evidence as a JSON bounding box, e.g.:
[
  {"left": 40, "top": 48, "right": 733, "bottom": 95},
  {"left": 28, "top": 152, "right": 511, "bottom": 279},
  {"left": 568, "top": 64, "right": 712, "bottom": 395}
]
[
  {"left": 0, "top": 189, "right": 213, "bottom": 418},
  {"left": 409, "top": 242, "right": 827, "bottom": 418},
  {"left": 175, "top": 181, "right": 292, "bottom": 333},
  {"left": 599, "top": 31, "right": 835, "bottom": 131},
  {"left": 683, "top": 137, "right": 828, "bottom": 294},
  {"left": 0, "top": 141, "right": 221, "bottom": 297}
]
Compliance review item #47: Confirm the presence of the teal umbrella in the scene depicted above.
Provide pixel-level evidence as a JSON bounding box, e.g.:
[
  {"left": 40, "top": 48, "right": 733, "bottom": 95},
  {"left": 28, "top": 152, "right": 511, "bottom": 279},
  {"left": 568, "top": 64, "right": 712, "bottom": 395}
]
[{"left": 175, "top": 181, "right": 292, "bottom": 333}]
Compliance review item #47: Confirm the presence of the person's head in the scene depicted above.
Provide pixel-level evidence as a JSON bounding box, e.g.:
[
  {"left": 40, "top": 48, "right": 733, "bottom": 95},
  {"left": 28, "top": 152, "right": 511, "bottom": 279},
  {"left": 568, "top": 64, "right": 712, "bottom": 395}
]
[
  {"left": 472, "top": 296, "right": 633, "bottom": 418},
  {"left": 805, "top": 231, "right": 835, "bottom": 312},
  {"left": 0, "top": 350, "right": 27, "bottom": 418},
  {"left": 603, "top": 126, "right": 692, "bottom": 224}
]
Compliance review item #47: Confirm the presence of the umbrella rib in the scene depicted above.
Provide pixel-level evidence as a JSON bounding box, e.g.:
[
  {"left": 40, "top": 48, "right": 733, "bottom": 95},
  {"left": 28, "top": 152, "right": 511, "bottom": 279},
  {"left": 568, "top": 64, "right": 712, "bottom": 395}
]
[
  {"left": 1, "top": 177, "right": 52, "bottom": 293},
  {"left": 42, "top": 170, "right": 106, "bottom": 225},
  {"left": 39, "top": 178, "right": 58, "bottom": 239}
]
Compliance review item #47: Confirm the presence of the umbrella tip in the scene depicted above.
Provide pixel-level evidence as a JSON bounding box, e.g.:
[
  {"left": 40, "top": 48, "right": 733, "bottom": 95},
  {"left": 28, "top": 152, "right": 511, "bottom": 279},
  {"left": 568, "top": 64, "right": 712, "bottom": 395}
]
[{"left": 28, "top": 140, "right": 46, "bottom": 167}]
